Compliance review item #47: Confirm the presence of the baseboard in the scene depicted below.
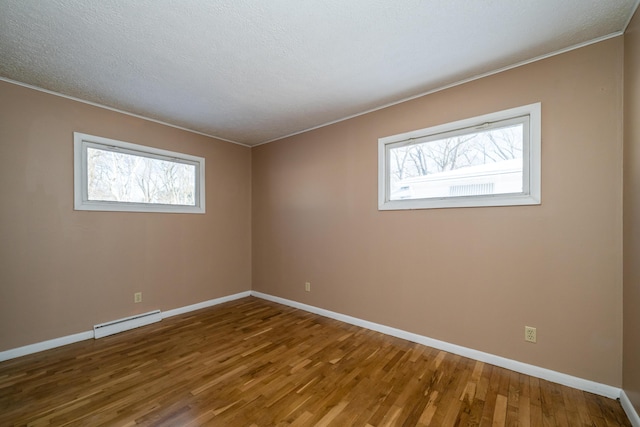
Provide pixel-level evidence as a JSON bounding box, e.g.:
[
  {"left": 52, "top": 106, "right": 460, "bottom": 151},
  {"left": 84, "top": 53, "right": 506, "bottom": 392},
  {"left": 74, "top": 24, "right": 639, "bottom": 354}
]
[
  {"left": 251, "top": 291, "right": 621, "bottom": 399},
  {"left": 0, "top": 331, "right": 95, "bottom": 362},
  {"left": 0, "top": 289, "right": 625, "bottom": 404},
  {"left": 0, "top": 290, "right": 251, "bottom": 363},
  {"left": 162, "top": 291, "right": 251, "bottom": 318},
  {"left": 621, "top": 390, "right": 640, "bottom": 427}
]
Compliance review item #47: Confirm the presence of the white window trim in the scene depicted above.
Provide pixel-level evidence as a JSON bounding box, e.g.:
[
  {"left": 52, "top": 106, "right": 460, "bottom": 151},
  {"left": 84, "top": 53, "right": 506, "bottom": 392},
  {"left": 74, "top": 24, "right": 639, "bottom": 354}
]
[
  {"left": 73, "top": 132, "right": 206, "bottom": 214},
  {"left": 378, "top": 103, "right": 541, "bottom": 210}
]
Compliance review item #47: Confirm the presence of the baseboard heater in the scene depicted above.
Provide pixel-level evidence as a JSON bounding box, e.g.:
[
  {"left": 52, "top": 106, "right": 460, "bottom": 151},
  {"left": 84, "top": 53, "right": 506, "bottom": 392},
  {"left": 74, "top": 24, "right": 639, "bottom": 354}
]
[{"left": 93, "top": 310, "right": 162, "bottom": 339}]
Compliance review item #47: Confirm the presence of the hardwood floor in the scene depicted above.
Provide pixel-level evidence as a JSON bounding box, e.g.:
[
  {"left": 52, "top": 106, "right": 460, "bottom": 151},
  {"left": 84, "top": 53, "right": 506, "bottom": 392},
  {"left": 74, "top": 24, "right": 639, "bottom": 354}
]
[{"left": 0, "top": 297, "right": 631, "bottom": 426}]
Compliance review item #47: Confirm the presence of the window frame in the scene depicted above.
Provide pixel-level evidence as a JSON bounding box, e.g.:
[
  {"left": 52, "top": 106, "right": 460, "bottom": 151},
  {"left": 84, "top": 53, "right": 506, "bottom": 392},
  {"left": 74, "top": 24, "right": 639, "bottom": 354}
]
[
  {"left": 73, "top": 132, "right": 206, "bottom": 214},
  {"left": 378, "top": 103, "right": 541, "bottom": 210}
]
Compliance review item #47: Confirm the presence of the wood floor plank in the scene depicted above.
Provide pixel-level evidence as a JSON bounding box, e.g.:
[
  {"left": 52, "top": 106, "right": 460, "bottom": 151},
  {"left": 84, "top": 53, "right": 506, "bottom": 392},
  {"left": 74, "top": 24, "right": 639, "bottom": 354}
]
[
  {"left": 517, "top": 373, "right": 531, "bottom": 427},
  {"left": 492, "top": 394, "right": 508, "bottom": 427},
  {"left": 0, "top": 297, "right": 631, "bottom": 426}
]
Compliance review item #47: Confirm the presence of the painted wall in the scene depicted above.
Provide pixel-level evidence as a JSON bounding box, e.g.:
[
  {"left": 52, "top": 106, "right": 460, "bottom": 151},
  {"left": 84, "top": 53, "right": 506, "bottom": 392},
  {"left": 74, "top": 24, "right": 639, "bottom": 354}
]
[
  {"left": 252, "top": 38, "right": 624, "bottom": 386},
  {"left": 0, "top": 81, "right": 252, "bottom": 351},
  {"left": 624, "top": 8, "right": 640, "bottom": 415}
]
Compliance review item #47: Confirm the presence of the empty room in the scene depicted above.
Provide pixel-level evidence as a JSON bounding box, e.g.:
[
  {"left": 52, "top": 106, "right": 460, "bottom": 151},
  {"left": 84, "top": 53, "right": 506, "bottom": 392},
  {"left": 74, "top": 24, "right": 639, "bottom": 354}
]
[{"left": 1, "top": 1, "right": 640, "bottom": 426}]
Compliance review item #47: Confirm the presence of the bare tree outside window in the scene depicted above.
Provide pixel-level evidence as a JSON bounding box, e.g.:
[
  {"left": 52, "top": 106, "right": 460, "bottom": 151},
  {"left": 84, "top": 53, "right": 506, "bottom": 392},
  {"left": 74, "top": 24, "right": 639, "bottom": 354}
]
[
  {"left": 74, "top": 132, "right": 205, "bottom": 214},
  {"left": 87, "top": 147, "right": 196, "bottom": 206},
  {"left": 390, "top": 124, "right": 523, "bottom": 181},
  {"left": 379, "top": 103, "right": 540, "bottom": 210},
  {"left": 388, "top": 124, "right": 524, "bottom": 200}
]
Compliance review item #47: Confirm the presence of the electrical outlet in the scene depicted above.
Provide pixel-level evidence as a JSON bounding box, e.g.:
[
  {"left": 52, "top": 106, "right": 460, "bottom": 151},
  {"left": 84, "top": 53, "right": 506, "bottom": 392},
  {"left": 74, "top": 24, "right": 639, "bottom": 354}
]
[
  {"left": 305, "top": 282, "right": 311, "bottom": 292},
  {"left": 134, "top": 292, "right": 142, "bottom": 303},
  {"left": 525, "top": 326, "right": 536, "bottom": 343}
]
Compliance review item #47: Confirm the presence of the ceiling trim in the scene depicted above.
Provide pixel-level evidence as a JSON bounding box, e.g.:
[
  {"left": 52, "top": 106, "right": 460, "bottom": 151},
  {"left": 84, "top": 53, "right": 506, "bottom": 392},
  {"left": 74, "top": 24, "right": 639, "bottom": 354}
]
[
  {"left": 624, "top": 0, "right": 640, "bottom": 32},
  {"left": 2, "top": 17, "right": 632, "bottom": 149},
  {"left": 253, "top": 30, "right": 626, "bottom": 147},
  {"left": 0, "top": 77, "right": 250, "bottom": 148}
]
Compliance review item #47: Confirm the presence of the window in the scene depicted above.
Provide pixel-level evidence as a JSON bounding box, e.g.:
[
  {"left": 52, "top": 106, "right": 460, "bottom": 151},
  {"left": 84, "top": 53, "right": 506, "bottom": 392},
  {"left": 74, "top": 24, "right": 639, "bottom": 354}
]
[
  {"left": 378, "top": 103, "right": 541, "bottom": 210},
  {"left": 74, "top": 133, "right": 205, "bottom": 213}
]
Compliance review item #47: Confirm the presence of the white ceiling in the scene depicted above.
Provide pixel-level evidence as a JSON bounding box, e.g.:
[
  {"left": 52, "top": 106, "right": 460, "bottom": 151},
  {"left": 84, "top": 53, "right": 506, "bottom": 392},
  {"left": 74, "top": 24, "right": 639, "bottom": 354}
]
[{"left": 0, "top": 1, "right": 638, "bottom": 146}]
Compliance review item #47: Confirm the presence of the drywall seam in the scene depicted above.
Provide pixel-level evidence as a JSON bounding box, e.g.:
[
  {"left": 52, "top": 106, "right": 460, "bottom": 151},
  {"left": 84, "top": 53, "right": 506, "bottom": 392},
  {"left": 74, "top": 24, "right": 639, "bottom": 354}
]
[{"left": 251, "top": 291, "right": 621, "bottom": 399}]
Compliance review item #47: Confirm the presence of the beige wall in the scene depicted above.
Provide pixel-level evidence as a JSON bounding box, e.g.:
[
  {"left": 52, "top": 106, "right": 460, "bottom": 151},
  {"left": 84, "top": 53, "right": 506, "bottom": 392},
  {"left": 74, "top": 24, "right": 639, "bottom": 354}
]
[
  {"left": 0, "top": 81, "right": 252, "bottom": 351},
  {"left": 624, "top": 9, "right": 640, "bottom": 414},
  {"left": 0, "top": 30, "right": 629, "bottom": 392},
  {"left": 252, "top": 38, "right": 624, "bottom": 386}
]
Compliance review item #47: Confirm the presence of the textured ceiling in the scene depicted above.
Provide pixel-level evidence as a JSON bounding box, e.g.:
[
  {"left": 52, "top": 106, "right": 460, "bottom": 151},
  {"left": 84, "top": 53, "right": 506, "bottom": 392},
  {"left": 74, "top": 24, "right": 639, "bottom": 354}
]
[{"left": 0, "top": 0, "right": 638, "bottom": 146}]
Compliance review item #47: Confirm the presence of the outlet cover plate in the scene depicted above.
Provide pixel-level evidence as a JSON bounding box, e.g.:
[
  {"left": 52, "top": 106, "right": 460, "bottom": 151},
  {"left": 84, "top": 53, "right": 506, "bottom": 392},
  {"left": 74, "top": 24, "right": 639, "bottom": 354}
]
[{"left": 525, "top": 326, "right": 536, "bottom": 343}]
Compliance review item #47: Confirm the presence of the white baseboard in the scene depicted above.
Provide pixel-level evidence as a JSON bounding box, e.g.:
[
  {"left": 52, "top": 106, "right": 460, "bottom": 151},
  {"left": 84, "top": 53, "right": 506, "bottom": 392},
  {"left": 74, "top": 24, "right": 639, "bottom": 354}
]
[
  {"left": 251, "top": 291, "right": 621, "bottom": 399},
  {"left": 621, "top": 390, "right": 640, "bottom": 427},
  {"left": 0, "top": 289, "right": 626, "bottom": 406},
  {"left": 0, "top": 291, "right": 251, "bottom": 362},
  {"left": 162, "top": 291, "right": 251, "bottom": 319},
  {"left": 0, "top": 331, "right": 95, "bottom": 362}
]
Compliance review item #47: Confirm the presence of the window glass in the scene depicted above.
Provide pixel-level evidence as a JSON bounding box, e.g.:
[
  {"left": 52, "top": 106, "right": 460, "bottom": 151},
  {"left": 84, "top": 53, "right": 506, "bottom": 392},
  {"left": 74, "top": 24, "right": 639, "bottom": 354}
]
[
  {"left": 86, "top": 146, "right": 197, "bottom": 206},
  {"left": 378, "top": 103, "right": 540, "bottom": 210},
  {"left": 74, "top": 133, "right": 205, "bottom": 214}
]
